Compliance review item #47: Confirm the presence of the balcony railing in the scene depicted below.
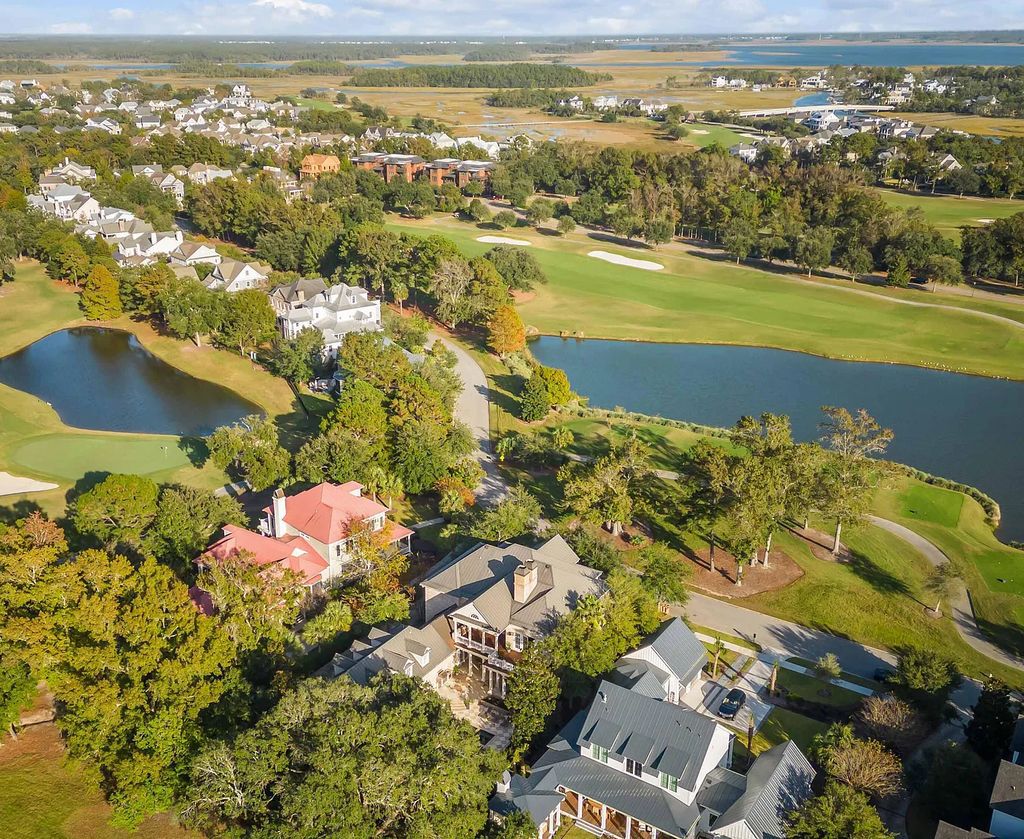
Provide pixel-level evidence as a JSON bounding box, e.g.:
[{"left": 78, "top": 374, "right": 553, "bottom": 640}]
[
  {"left": 455, "top": 636, "right": 497, "bottom": 655},
  {"left": 486, "top": 652, "right": 515, "bottom": 673}
]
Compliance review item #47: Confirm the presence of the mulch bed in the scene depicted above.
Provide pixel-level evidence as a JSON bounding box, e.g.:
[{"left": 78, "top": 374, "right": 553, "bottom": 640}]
[
  {"left": 683, "top": 544, "right": 804, "bottom": 598},
  {"left": 788, "top": 525, "right": 852, "bottom": 563}
]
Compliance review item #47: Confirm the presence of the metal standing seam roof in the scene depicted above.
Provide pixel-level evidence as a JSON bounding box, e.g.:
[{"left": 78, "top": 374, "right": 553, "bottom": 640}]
[
  {"left": 577, "top": 680, "right": 720, "bottom": 791},
  {"left": 711, "top": 741, "right": 815, "bottom": 839},
  {"left": 644, "top": 618, "right": 710, "bottom": 687}
]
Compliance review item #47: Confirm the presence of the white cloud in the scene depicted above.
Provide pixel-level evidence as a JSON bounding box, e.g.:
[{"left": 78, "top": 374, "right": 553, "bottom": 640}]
[
  {"left": 250, "top": 0, "right": 333, "bottom": 19},
  {"left": 110, "top": 7, "right": 135, "bottom": 20},
  {"left": 49, "top": 21, "right": 94, "bottom": 33}
]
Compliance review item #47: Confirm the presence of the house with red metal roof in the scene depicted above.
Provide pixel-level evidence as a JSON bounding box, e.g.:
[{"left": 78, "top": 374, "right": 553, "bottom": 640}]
[{"left": 258, "top": 481, "right": 413, "bottom": 586}]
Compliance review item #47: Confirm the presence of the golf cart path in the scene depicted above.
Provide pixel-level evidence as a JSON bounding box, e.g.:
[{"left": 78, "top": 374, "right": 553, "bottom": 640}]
[
  {"left": 866, "top": 515, "right": 1024, "bottom": 671},
  {"left": 432, "top": 333, "right": 508, "bottom": 505}
]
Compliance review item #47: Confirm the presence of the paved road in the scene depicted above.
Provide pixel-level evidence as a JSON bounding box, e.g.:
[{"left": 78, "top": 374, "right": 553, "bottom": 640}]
[
  {"left": 433, "top": 334, "right": 508, "bottom": 505},
  {"left": 678, "top": 593, "right": 982, "bottom": 711},
  {"left": 869, "top": 515, "right": 1024, "bottom": 672}
]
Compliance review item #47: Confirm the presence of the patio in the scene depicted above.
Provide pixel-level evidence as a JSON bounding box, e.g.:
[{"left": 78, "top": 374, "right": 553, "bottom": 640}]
[{"left": 436, "top": 671, "right": 512, "bottom": 751}]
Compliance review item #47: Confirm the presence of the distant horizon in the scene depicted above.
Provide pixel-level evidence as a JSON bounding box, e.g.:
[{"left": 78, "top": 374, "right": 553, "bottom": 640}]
[
  {"left": 3, "top": 30, "right": 1024, "bottom": 40},
  {"left": 1, "top": 0, "right": 1022, "bottom": 40}
]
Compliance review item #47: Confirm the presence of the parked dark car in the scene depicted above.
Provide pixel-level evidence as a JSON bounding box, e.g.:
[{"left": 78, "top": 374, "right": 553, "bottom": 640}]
[{"left": 718, "top": 688, "right": 746, "bottom": 720}]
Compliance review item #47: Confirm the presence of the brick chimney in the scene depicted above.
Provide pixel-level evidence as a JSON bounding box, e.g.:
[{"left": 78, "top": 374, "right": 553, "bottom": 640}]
[
  {"left": 513, "top": 560, "right": 538, "bottom": 604},
  {"left": 271, "top": 488, "right": 287, "bottom": 538}
]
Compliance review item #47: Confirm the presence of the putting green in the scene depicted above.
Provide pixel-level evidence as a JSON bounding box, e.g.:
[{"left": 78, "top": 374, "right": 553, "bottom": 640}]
[{"left": 11, "top": 434, "right": 192, "bottom": 481}]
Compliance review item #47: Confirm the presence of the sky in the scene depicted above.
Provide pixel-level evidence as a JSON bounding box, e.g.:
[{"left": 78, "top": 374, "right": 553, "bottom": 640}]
[{"left": 2, "top": 0, "right": 1024, "bottom": 38}]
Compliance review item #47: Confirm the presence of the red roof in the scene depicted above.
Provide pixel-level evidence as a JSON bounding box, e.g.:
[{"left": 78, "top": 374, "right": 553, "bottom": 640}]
[
  {"left": 279, "top": 481, "right": 391, "bottom": 544},
  {"left": 203, "top": 524, "right": 327, "bottom": 587}
]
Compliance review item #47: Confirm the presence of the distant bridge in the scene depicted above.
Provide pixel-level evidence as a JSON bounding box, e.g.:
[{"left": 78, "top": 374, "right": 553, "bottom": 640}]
[{"left": 736, "top": 104, "right": 895, "bottom": 118}]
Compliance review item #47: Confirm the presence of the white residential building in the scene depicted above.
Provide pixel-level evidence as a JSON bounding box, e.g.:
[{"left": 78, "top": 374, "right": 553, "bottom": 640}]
[
  {"left": 203, "top": 259, "right": 270, "bottom": 293},
  {"left": 275, "top": 282, "right": 382, "bottom": 356}
]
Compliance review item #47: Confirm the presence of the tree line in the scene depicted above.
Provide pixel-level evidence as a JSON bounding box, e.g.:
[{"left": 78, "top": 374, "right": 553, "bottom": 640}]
[{"left": 348, "top": 63, "right": 612, "bottom": 88}]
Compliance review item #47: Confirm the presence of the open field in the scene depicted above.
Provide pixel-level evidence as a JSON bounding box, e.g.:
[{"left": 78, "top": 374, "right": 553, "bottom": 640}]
[
  {"left": 891, "top": 110, "right": 1024, "bottom": 138},
  {"left": 0, "top": 725, "right": 197, "bottom": 839},
  {"left": 0, "top": 262, "right": 308, "bottom": 517},
  {"left": 391, "top": 215, "right": 1024, "bottom": 380},
  {"left": 875, "top": 188, "right": 1023, "bottom": 239}
]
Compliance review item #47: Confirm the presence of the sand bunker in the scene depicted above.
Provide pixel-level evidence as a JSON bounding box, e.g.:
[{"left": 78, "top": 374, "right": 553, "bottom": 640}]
[
  {"left": 587, "top": 250, "right": 664, "bottom": 271},
  {"left": 977, "top": 218, "right": 995, "bottom": 224},
  {"left": 476, "top": 236, "right": 532, "bottom": 246},
  {"left": 0, "top": 471, "right": 58, "bottom": 496},
  {"left": 689, "top": 129, "right": 709, "bottom": 135}
]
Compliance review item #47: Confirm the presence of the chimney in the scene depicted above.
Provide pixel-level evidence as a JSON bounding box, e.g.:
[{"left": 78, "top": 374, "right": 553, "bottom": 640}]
[
  {"left": 496, "top": 770, "right": 512, "bottom": 794},
  {"left": 271, "top": 488, "right": 287, "bottom": 538},
  {"left": 513, "top": 560, "right": 538, "bottom": 604}
]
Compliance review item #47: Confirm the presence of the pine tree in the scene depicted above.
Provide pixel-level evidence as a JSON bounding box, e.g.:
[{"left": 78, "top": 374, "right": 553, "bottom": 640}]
[
  {"left": 967, "top": 678, "right": 1016, "bottom": 762},
  {"left": 80, "top": 264, "right": 123, "bottom": 320}
]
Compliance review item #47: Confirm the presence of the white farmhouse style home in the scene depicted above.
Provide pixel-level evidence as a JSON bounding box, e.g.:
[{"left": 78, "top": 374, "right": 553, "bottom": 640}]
[{"left": 274, "top": 281, "right": 382, "bottom": 356}]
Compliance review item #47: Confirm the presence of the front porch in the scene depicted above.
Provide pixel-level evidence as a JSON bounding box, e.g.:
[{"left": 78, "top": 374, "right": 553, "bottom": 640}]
[{"left": 558, "top": 789, "right": 680, "bottom": 839}]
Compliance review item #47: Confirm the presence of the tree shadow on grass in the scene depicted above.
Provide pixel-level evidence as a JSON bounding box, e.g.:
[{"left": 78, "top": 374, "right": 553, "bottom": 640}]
[
  {"left": 973, "top": 612, "right": 1024, "bottom": 661},
  {"left": 843, "top": 547, "right": 921, "bottom": 605},
  {"left": 0, "top": 498, "right": 43, "bottom": 524},
  {"left": 585, "top": 231, "right": 655, "bottom": 250},
  {"left": 276, "top": 393, "right": 330, "bottom": 452},
  {"left": 490, "top": 373, "right": 525, "bottom": 419},
  {"left": 178, "top": 436, "right": 209, "bottom": 468}
]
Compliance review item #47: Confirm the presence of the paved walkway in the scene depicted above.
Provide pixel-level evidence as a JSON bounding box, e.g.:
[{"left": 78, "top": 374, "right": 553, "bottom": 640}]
[
  {"left": 432, "top": 334, "right": 508, "bottom": 505},
  {"left": 868, "top": 515, "right": 1024, "bottom": 672}
]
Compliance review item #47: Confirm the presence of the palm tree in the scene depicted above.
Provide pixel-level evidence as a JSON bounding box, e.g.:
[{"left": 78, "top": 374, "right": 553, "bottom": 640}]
[{"left": 711, "top": 636, "right": 726, "bottom": 679}]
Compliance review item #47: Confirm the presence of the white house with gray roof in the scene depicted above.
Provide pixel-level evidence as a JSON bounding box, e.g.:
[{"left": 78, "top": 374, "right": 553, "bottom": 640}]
[
  {"left": 276, "top": 282, "right": 382, "bottom": 357},
  {"left": 491, "top": 622, "right": 815, "bottom": 839},
  {"left": 612, "top": 618, "right": 708, "bottom": 705}
]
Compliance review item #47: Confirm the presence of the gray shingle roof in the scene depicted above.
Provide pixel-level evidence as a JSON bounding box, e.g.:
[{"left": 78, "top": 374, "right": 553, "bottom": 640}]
[
  {"left": 423, "top": 536, "right": 604, "bottom": 637},
  {"left": 933, "top": 823, "right": 994, "bottom": 839},
  {"left": 578, "top": 679, "right": 720, "bottom": 791},
  {"left": 711, "top": 741, "right": 815, "bottom": 839},
  {"left": 992, "top": 760, "right": 1024, "bottom": 820},
  {"left": 316, "top": 616, "right": 454, "bottom": 684}
]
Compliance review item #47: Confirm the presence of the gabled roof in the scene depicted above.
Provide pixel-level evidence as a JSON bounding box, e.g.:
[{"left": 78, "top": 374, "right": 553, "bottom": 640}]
[
  {"left": 710, "top": 741, "right": 815, "bottom": 839},
  {"left": 203, "top": 524, "right": 327, "bottom": 586},
  {"left": 933, "top": 823, "right": 994, "bottom": 839},
  {"left": 319, "top": 616, "right": 455, "bottom": 683},
  {"left": 270, "top": 277, "right": 329, "bottom": 304},
  {"left": 424, "top": 535, "right": 604, "bottom": 636},
  {"left": 991, "top": 760, "right": 1024, "bottom": 820},
  {"left": 493, "top": 709, "right": 702, "bottom": 837},
  {"left": 577, "top": 679, "right": 720, "bottom": 791},
  {"left": 619, "top": 618, "right": 708, "bottom": 690}
]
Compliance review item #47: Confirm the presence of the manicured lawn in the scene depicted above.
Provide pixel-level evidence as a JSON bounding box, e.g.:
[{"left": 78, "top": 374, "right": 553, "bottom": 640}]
[
  {"left": 391, "top": 217, "right": 1024, "bottom": 381},
  {"left": 735, "top": 708, "right": 829, "bottom": 760},
  {"left": 874, "top": 188, "right": 1023, "bottom": 240},
  {"left": 685, "top": 122, "right": 750, "bottom": 148},
  {"left": 775, "top": 668, "right": 864, "bottom": 711},
  {"left": 893, "top": 483, "right": 965, "bottom": 529},
  {"left": 874, "top": 478, "right": 1024, "bottom": 657},
  {"left": 0, "top": 725, "right": 197, "bottom": 839}
]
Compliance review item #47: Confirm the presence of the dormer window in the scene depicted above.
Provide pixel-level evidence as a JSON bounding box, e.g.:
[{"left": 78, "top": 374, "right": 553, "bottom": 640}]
[
  {"left": 591, "top": 745, "right": 608, "bottom": 763},
  {"left": 659, "top": 772, "right": 678, "bottom": 793},
  {"left": 625, "top": 758, "right": 643, "bottom": 778}
]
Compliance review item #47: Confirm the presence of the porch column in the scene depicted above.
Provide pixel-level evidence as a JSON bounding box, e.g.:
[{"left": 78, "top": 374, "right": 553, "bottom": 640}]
[
  {"left": 625, "top": 815, "right": 632, "bottom": 839},
  {"left": 577, "top": 792, "right": 584, "bottom": 819},
  {"left": 600, "top": 803, "right": 607, "bottom": 830}
]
